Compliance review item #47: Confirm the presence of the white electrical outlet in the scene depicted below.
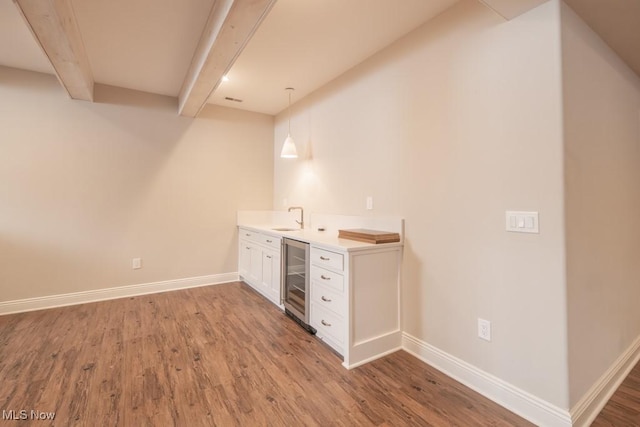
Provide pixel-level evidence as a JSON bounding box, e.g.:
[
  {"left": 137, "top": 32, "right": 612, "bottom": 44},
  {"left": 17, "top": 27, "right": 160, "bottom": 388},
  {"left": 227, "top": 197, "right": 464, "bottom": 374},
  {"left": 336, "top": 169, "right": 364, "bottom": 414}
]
[
  {"left": 478, "top": 318, "right": 491, "bottom": 341},
  {"left": 132, "top": 258, "right": 142, "bottom": 270}
]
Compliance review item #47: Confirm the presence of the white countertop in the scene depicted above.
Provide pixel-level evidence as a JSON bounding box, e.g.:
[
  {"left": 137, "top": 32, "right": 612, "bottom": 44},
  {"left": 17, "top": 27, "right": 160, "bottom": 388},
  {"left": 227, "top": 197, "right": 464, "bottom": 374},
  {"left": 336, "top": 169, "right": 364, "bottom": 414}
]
[{"left": 238, "top": 224, "right": 403, "bottom": 252}]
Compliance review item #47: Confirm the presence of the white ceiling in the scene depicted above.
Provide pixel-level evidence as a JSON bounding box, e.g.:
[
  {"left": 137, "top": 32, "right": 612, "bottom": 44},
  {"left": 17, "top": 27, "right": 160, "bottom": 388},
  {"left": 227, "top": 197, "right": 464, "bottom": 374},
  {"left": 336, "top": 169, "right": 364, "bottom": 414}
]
[
  {"left": 563, "top": 0, "right": 640, "bottom": 78},
  {"left": 1, "top": 0, "right": 639, "bottom": 116},
  {"left": 0, "top": 0, "right": 456, "bottom": 115},
  {"left": 0, "top": 0, "right": 53, "bottom": 74},
  {"left": 72, "top": 0, "right": 215, "bottom": 97},
  {"left": 208, "top": 0, "right": 459, "bottom": 115}
]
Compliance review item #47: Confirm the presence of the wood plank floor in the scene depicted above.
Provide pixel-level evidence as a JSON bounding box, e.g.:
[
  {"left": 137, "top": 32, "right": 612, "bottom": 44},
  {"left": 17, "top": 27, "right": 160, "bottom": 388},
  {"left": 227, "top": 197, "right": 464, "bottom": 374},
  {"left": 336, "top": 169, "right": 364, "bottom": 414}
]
[
  {"left": 1, "top": 282, "right": 535, "bottom": 426},
  {"left": 592, "top": 359, "right": 640, "bottom": 426}
]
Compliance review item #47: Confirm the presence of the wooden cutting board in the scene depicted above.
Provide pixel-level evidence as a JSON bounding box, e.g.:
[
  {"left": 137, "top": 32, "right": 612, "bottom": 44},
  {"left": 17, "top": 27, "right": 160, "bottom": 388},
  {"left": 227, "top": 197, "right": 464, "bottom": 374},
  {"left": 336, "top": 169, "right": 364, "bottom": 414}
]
[{"left": 338, "top": 228, "right": 400, "bottom": 244}]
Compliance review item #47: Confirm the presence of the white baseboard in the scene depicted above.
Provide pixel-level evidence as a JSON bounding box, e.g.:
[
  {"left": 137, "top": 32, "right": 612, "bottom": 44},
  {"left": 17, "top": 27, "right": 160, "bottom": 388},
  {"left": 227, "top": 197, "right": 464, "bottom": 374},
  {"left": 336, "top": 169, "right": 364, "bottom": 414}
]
[
  {"left": 570, "top": 334, "right": 640, "bottom": 427},
  {"left": 346, "top": 330, "right": 403, "bottom": 369},
  {"left": 0, "top": 272, "right": 239, "bottom": 316},
  {"left": 402, "top": 332, "right": 572, "bottom": 427},
  {"left": 345, "top": 346, "right": 403, "bottom": 370}
]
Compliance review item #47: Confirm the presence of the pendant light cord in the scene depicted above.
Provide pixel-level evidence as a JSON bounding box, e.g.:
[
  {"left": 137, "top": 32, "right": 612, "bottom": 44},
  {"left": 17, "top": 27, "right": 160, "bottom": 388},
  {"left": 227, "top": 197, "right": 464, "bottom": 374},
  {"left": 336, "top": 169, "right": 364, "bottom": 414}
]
[
  {"left": 287, "top": 89, "right": 293, "bottom": 135},
  {"left": 280, "top": 88, "right": 297, "bottom": 158}
]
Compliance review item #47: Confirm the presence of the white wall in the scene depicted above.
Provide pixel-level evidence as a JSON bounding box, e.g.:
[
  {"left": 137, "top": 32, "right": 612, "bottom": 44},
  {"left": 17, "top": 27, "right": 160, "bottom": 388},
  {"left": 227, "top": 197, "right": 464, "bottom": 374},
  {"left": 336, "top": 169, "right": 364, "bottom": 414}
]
[
  {"left": 274, "top": 0, "right": 569, "bottom": 408},
  {"left": 0, "top": 67, "right": 274, "bottom": 302},
  {"left": 561, "top": 3, "right": 640, "bottom": 407}
]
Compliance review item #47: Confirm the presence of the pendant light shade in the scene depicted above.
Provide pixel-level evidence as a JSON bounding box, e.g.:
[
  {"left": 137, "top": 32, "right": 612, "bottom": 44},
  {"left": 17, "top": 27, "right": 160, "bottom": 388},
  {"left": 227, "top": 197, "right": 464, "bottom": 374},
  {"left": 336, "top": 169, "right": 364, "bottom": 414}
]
[
  {"left": 280, "top": 88, "right": 298, "bottom": 159},
  {"left": 281, "top": 134, "right": 297, "bottom": 158}
]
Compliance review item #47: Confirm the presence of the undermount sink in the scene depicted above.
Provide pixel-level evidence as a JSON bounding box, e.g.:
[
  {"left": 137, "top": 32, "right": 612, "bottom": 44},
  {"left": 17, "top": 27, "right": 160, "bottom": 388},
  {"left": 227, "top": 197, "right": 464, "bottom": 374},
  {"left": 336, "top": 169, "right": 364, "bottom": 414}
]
[{"left": 271, "top": 227, "right": 300, "bottom": 232}]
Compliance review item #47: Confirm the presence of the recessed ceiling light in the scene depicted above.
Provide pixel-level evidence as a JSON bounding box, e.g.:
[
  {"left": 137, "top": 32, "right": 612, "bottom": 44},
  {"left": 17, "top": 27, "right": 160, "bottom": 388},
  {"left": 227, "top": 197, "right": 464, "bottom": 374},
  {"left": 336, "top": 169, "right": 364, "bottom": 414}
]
[{"left": 222, "top": 75, "right": 230, "bottom": 82}]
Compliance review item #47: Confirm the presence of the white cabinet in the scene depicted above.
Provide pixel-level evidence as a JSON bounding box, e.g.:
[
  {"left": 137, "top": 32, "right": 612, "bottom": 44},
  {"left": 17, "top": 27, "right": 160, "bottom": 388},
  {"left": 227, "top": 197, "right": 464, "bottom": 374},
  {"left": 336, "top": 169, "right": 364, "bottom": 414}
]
[
  {"left": 238, "top": 211, "right": 404, "bottom": 369},
  {"left": 310, "top": 245, "right": 401, "bottom": 369},
  {"left": 260, "top": 249, "right": 281, "bottom": 303},
  {"left": 238, "top": 227, "right": 282, "bottom": 306},
  {"left": 238, "top": 239, "right": 261, "bottom": 285},
  {"left": 238, "top": 241, "right": 251, "bottom": 278},
  {"left": 310, "top": 247, "right": 346, "bottom": 354}
]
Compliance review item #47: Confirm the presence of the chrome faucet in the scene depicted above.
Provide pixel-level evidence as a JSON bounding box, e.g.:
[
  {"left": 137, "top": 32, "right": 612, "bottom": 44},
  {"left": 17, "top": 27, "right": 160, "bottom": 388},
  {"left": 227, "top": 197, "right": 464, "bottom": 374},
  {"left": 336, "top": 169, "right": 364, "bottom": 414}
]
[{"left": 288, "top": 206, "right": 304, "bottom": 229}]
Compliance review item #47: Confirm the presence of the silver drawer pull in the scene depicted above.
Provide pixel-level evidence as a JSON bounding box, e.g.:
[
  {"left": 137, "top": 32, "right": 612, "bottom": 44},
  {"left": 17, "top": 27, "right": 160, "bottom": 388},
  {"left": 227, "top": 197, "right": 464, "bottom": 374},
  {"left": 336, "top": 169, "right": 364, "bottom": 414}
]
[
  {"left": 266, "top": 255, "right": 272, "bottom": 259},
  {"left": 320, "top": 256, "right": 330, "bottom": 261},
  {"left": 266, "top": 239, "right": 272, "bottom": 243},
  {"left": 321, "top": 320, "right": 332, "bottom": 327},
  {"left": 245, "top": 246, "right": 250, "bottom": 250},
  {"left": 321, "top": 296, "right": 332, "bottom": 302},
  {"left": 320, "top": 275, "right": 330, "bottom": 280},
  {"left": 245, "top": 233, "right": 251, "bottom": 236}
]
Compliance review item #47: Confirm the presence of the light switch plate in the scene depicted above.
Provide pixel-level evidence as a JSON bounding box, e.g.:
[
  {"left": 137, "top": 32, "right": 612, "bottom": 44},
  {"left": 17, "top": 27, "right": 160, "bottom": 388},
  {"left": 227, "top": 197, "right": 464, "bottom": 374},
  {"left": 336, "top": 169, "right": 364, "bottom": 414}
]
[
  {"left": 366, "top": 196, "right": 373, "bottom": 210},
  {"left": 506, "top": 211, "right": 539, "bottom": 234}
]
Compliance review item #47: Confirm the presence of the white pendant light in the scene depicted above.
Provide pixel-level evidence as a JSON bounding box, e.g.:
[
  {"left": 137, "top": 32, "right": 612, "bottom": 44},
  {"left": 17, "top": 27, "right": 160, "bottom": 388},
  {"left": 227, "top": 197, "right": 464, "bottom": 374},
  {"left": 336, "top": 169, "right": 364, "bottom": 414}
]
[{"left": 280, "top": 87, "right": 298, "bottom": 159}]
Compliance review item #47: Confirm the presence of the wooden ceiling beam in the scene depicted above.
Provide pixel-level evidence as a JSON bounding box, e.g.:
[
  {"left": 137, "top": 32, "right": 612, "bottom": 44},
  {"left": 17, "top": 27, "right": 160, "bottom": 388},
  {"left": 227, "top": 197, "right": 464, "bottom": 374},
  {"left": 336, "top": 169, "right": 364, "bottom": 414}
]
[
  {"left": 178, "top": 0, "right": 277, "bottom": 117},
  {"left": 14, "top": 0, "right": 94, "bottom": 101},
  {"left": 479, "top": 0, "right": 550, "bottom": 20}
]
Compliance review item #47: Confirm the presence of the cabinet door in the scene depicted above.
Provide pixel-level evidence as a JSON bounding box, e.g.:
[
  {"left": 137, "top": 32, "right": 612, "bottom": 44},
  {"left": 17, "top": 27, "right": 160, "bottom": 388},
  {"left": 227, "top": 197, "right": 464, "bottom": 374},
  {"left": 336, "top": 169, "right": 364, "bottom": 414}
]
[
  {"left": 238, "top": 239, "right": 251, "bottom": 279},
  {"left": 248, "top": 244, "right": 262, "bottom": 285},
  {"left": 239, "top": 240, "right": 262, "bottom": 286},
  {"left": 270, "top": 252, "right": 281, "bottom": 302},
  {"left": 261, "top": 250, "right": 281, "bottom": 303}
]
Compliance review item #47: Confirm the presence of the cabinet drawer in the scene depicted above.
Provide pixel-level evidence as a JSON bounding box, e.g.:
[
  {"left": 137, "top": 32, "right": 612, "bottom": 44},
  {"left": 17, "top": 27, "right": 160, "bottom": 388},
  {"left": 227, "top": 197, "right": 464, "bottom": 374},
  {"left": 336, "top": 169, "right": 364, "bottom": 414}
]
[
  {"left": 259, "top": 233, "right": 281, "bottom": 250},
  {"left": 311, "top": 283, "right": 344, "bottom": 317},
  {"left": 310, "top": 266, "right": 344, "bottom": 292},
  {"left": 311, "top": 247, "right": 344, "bottom": 271},
  {"left": 239, "top": 228, "right": 260, "bottom": 243},
  {"left": 311, "top": 303, "right": 344, "bottom": 346}
]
